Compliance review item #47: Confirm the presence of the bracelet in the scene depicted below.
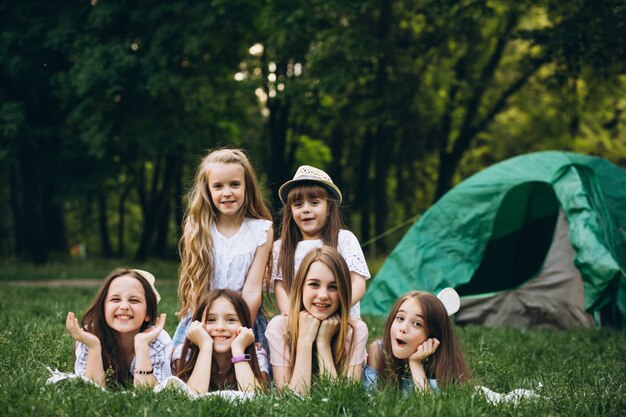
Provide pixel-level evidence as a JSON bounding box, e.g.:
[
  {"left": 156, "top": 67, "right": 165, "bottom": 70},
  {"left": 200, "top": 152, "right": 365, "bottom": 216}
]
[
  {"left": 231, "top": 354, "right": 251, "bottom": 364},
  {"left": 134, "top": 368, "right": 153, "bottom": 375}
]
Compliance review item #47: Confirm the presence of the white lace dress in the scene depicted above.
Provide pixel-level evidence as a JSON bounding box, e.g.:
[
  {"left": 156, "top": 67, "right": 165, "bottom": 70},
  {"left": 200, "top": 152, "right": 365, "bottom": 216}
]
[
  {"left": 212, "top": 218, "right": 273, "bottom": 292},
  {"left": 172, "top": 217, "right": 272, "bottom": 348},
  {"left": 74, "top": 330, "right": 173, "bottom": 384},
  {"left": 271, "top": 229, "right": 371, "bottom": 317}
]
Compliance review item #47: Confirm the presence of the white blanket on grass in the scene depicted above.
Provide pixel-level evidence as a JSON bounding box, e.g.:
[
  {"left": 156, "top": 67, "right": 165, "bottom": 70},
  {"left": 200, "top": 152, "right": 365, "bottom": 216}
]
[
  {"left": 46, "top": 368, "right": 253, "bottom": 401},
  {"left": 47, "top": 367, "right": 543, "bottom": 404},
  {"left": 475, "top": 383, "right": 544, "bottom": 405}
]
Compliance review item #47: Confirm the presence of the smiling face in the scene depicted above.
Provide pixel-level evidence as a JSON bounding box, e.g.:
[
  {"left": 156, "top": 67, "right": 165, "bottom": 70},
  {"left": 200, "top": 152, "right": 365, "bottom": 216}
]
[
  {"left": 208, "top": 162, "right": 246, "bottom": 219},
  {"left": 301, "top": 260, "right": 340, "bottom": 320},
  {"left": 291, "top": 196, "right": 328, "bottom": 240},
  {"left": 203, "top": 296, "right": 242, "bottom": 354},
  {"left": 104, "top": 275, "right": 149, "bottom": 335},
  {"left": 389, "top": 297, "right": 429, "bottom": 360}
]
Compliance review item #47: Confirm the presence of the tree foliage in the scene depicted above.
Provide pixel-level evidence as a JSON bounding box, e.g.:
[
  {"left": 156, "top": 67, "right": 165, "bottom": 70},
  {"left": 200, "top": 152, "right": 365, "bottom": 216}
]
[{"left": 1, "top": 0, "right": 624, "bottom": 262}]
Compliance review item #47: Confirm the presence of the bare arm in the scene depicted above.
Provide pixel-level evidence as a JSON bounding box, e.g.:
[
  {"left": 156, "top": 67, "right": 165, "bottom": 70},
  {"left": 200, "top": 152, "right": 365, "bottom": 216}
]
[
  {"left": 315, "top": 315, "right": 339, "bottom": 378},
  {"left": 185, "top": 321, "right": 214, "bottom": 393},
  {"left": 274, "top": 280, "right": 290, "bottom": 315},
  {"left": 231, "top": 327, "right": 264, "bottom": 392},
  {"left": 133, "top": 314, "right": 166, "bottom": 387},
  {"left": 350, "top": 272, "right": 367, "bottom": 307},
  {"left": 367, "top": 340, "right": 381, "bottom": 368},
  {"left": 274, "top": 311, "right": 320, "bottom": 394},
  {"left": 242, "top": 227, "right": 273, "bottom": 323},
  {"left": 343, "top": 320, "right": 369, "bottom": 382},
  {"left": 408, "top": 338, "right": 440, "bottom": 392},
  {"left": 66, "top": 312, "right": 105, "bottom": 387}
]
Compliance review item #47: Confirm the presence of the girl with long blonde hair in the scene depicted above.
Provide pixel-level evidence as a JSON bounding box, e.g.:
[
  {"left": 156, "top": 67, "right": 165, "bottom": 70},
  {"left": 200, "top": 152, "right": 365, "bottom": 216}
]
[
  {"left": 173, "top": 148, "right": 273, "bottom": 358},
  {"left": 265, "top": 246, "right": 368, "bottom": 394}
]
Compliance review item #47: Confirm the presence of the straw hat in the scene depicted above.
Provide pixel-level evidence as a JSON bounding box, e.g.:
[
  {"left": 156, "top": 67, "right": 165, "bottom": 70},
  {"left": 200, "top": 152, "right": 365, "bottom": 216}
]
[{"left": 279, "top": 165, "right": 342, "bottom": 205}]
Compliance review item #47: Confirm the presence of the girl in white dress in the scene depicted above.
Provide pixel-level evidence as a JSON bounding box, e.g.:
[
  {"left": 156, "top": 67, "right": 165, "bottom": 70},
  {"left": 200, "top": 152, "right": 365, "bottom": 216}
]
[
  {"left": 273, "top": 165, "right": 370, "bottom": 317},
  {"left": 173, "top": 149, "right": 273, "bottom": 358},
  {"left": 66, "top": 268, "right": 172, "bottom": 388}
]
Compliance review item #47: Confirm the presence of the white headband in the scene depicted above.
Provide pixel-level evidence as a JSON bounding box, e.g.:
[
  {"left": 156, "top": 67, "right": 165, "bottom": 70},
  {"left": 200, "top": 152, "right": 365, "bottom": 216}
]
[
  {"left": 436, "top": 287, "right": 460, "bottom": 316},
  {"left": 133, "top": 269, "right": 161, "bottom": 304}
]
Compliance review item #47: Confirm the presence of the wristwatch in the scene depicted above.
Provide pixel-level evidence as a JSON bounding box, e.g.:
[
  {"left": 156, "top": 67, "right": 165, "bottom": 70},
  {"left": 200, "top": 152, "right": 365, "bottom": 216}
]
[{"left": 231, "top": 354, "right": 252, "bottom": 363}]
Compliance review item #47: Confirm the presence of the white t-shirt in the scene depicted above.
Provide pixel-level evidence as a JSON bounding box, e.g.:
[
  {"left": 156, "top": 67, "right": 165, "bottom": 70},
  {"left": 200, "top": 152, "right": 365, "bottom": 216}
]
[{"left": 271, "top": 229, "right": 370, "bottom": 317}]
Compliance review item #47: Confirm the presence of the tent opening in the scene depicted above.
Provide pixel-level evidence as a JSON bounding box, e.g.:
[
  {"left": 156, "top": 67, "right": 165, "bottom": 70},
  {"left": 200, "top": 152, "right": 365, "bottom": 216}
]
[{"left": 456, "top": 182, "right": 559, "bottom": 296}]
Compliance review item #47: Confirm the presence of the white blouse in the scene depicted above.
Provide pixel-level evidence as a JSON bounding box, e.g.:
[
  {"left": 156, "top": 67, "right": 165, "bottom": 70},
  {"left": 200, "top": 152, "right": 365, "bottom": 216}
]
[
  {"left": 212, "top": 217, "right": 272, "bottom": 292},
  {"left": 74, "top": 330, "right": 173, "bottom": 384}
]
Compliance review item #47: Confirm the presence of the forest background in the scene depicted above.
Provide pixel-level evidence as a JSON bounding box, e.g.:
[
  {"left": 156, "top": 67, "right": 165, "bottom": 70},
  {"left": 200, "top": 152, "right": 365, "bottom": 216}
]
[{"left": 2, "top": 0, "right": 626, "bottom": 266}]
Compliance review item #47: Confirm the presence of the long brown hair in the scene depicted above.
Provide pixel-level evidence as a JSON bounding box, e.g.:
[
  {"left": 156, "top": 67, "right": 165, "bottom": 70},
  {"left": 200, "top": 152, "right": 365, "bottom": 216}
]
[
  {"left": 175, "top": 289, "right": 268, "bottom": 391},
  {"left": 277, "top": 184, "right": 342, "bottom": 294},
  {"left": 287, "top": 246, "right": 352, "bottom": 376},
  {"left": 178, "top": 148, "right": 272, "bottom": 318},
  {"left": 378, "top": 291, "right": 471, "bottom": 388},
  {"left": 80, "top": 268, "right": 158, "bottom": 386}
]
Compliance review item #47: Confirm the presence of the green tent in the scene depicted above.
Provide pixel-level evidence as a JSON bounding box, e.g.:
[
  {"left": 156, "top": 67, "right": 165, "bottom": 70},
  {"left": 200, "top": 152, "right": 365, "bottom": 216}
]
[{"left": 361, "top": 151, "right": 626, "bottom": 329}]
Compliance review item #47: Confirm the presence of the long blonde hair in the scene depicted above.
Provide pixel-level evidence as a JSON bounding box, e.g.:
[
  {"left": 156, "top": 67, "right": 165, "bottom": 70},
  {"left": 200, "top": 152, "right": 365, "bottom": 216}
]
[
  {"left": 178, "top": 148, "right": 272, "bottom": 318},
  {"left": 287, "top": 246, "right": 352, "bottom": 376}
]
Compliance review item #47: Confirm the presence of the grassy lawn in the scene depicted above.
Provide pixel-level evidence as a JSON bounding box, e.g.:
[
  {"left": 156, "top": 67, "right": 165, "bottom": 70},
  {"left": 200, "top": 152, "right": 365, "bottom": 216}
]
[
  {"left": 1, "top": 283, "right": 625, "bottom": 416},
  {"left": 0, "top": 258, "right": 181, "bottom": 282}
]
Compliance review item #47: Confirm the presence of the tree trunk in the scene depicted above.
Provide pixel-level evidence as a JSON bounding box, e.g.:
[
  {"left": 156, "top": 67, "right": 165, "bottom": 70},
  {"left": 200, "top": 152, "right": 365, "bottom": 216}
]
[
  {"left": 43, "top": 196, "right": 68, "bottom": 254},
  {"left": 116, "top": 180, "right": 132, "bottom": 257},
  {"left": 154, "top": 155, "right": 181, "bottom": 259},
  {"left": 357, "top": 129, "right": 374, "bottom": 253},
  {"left": 373, "top": 126, "right": 392, "bottom": 253},
  {"left": 135, "top": 153, "right": 178, "bottom": 261},
  {"left": 97, "top": 192, "right": 113, "bottom": 258},
  {"left": 265, "top": 57, "right": 292, "bottom": 210},
  {"left": 9, "top": 165, "right": 25, "bottom": 256},
  {"left": 18, "top": 151, "right": 47, "bottom": 264}
]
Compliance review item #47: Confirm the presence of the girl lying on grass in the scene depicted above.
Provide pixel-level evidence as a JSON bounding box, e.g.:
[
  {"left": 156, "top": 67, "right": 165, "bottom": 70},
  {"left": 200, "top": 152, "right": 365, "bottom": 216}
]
[
  {"left": 265, "top": 246, "right": 368, "bottom": 394},
  {"left": 365, "top": 289, "right": 471, "bottom": 394},
  {"left": 172, "top": 289, "right": 268, "bottom": 394},
  {"left": 65, "top": 268, "right": 172, "bottom": 388}
]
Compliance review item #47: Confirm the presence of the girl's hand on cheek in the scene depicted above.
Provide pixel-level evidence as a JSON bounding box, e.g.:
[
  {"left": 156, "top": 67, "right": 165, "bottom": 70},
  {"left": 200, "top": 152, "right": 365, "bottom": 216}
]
[
  {"left": 409, "top": 338, "right": 440, "bottom": 365},
  {"left": 231, "top": 327, "right": 255, "bottom": 355},
  {"left": 298, "top": 310, "right": 321, "bottom": 343},
  {"left": 66, "top": 312, "right": 100, "bottom": 349},
  {"left": 135, "top": 313, "right": 166, "bottom": 346},
  {"left": 316, "top": 314, "right": 340, "bottom": 345},
  {"left": 187, "top": 320, "right": 213, "bottom": 349}
]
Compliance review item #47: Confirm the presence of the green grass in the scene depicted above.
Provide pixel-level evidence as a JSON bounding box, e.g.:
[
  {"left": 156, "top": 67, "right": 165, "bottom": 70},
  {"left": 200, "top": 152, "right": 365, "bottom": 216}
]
[
  {"left": 0, "top": 258, "right": 181, "bottom": 281},
  {"left": 1, "top": 284, "right": 625, "bottom": 416}
]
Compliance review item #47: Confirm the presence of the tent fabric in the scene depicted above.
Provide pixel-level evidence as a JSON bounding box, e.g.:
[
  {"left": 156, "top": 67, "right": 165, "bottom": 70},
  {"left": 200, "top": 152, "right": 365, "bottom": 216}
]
[
  {"left": 361, "top": 151, "right": 626, "bottom": 329},
  {"left": 456, "top": 210, "right": 596, "bottom": 329}
]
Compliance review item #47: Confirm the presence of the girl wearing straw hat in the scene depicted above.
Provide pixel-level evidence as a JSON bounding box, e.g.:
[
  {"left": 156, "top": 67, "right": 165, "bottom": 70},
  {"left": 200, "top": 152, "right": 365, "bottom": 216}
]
[{"left": 273, "top": 165, "right": 370, "bottom": 318}]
